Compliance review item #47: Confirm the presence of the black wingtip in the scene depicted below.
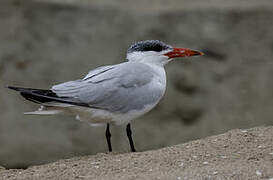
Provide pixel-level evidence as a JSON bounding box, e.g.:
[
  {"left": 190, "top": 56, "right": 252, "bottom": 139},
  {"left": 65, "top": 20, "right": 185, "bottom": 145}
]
[{"left": 7, "top": 86, "right": 20, "bottom": 91}]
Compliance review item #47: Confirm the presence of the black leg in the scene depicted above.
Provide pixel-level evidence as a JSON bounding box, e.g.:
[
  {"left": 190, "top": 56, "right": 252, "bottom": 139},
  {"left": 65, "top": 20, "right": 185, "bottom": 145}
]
[
  {"left": 105, "top": 123, "right": 112, "bottom": 152},
  {"left": 126, "top": 123, "right": 136, "bottom": 152}
]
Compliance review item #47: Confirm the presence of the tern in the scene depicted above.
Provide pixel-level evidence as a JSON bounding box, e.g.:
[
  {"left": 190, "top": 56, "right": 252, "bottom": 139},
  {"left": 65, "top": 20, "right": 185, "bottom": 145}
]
[{"left": 8, "top": 40, "right": 203, "bottom": 152}]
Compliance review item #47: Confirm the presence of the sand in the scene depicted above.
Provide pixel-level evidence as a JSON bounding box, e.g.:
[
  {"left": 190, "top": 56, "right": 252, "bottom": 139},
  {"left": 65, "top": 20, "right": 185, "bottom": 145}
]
[{"left": 0, "top": 126, "right": 272, "bottom": 180}]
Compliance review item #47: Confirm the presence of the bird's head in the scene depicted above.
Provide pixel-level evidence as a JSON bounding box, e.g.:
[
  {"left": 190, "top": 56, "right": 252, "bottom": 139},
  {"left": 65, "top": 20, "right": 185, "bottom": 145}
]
[{"left": 126, "top": 40, "right": 203, "bottom": 66}]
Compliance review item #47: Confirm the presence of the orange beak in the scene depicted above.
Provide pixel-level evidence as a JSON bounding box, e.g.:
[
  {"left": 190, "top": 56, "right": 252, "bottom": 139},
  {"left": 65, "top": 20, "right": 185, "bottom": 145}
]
[{"left": 164, "top": 48, "right": 204, "bottom": 59}]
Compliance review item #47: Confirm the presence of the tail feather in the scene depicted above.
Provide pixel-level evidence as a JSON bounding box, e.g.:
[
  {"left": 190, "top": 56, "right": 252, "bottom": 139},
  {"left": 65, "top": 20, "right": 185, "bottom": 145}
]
[{"left": 24, "top": 110, "right": 63, "bottom": 115}]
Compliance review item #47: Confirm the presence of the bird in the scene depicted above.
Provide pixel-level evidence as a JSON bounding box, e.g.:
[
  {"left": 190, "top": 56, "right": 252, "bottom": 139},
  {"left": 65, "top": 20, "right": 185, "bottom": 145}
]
[{"left": 8, "top": 40, "right": 203, "bottom": 152}]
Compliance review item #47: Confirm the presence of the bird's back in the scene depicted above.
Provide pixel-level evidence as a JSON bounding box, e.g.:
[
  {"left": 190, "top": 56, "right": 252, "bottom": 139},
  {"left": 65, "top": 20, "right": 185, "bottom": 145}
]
[{"left": 53, "top": 62, "right": 167, "bottom": 113}]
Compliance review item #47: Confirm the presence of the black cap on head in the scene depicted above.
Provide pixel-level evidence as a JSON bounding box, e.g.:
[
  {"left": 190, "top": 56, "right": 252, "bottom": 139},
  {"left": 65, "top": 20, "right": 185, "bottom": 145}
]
[{"left": 127, "top": 40, "right": 172, "bottom": 53}]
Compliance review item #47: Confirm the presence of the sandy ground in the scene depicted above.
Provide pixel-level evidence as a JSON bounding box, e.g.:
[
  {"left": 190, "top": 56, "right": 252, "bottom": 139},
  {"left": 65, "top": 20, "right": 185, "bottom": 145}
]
[{"left": 0, "top": 126, "right": 272, "bottom": 180}]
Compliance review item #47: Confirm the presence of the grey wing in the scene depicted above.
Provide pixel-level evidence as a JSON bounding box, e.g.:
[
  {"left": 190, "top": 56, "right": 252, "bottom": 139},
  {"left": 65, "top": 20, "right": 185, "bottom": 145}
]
[
  {"left": 52, "top": 65, "right": 116, "bottom": 97},
  {"left": 51, "top": 63, "right": 162, "bottom": 113}
]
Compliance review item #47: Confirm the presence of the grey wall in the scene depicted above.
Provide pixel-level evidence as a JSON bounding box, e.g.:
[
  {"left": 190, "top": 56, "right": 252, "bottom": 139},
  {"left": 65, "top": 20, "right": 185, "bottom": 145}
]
[{"left": 1, "top": 0, "right": 273, "bottom": 168}]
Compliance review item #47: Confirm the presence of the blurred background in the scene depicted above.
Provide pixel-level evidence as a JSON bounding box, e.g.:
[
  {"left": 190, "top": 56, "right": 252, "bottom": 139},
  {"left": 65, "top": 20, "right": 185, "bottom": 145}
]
[{"left": 1, "top": 0, "right": 273, "bottom": 169}]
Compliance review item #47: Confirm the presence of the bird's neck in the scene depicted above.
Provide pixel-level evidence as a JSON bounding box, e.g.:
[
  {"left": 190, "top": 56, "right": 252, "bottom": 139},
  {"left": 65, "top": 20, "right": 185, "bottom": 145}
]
[{"left": 140, "top": 61, "right": 167, "bottom": 85}]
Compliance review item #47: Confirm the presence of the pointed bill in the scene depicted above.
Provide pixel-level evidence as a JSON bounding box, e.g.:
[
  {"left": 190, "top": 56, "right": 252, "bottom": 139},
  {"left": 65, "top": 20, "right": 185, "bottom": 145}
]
[{"left": 164, "top": 48, "right": 204, "bottom": 59}]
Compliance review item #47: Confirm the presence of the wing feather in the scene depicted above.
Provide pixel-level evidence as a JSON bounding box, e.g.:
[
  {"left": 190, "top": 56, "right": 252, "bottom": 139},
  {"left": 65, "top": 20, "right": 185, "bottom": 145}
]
[{"left": 51, "top": 62, "right": 160, "bottom": 113}]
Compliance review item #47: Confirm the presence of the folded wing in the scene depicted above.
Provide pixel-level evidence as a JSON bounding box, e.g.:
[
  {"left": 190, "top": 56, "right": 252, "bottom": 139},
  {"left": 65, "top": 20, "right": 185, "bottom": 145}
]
[{"left": 51, "top": 62, "right": 157, "bottom": 113}]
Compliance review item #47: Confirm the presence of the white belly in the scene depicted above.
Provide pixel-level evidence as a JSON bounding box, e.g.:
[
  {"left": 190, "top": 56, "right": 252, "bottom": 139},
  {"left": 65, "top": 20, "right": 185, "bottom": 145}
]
[{"left": 68, "top": 103, "right": 157, "bottom": 126}]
